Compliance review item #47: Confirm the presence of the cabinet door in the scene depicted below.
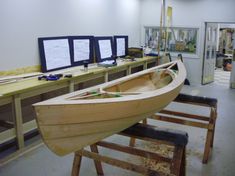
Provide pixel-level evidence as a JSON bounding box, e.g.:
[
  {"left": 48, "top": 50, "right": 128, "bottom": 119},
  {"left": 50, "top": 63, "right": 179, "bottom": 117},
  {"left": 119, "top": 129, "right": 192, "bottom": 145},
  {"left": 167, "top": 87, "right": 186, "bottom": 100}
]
[{"left": 202, "top": 23, "right": 218, "bottom": 84}]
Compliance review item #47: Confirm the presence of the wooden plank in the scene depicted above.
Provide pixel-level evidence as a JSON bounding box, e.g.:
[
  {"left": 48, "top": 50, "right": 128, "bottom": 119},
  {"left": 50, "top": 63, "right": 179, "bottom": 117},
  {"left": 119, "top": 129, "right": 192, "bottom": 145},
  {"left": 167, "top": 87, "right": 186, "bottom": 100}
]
[
  {"left": 210, "top": 108, "right": 217, "bottom": 147},
  {"left": 104, "top": 72, "right": 108, "bottom": 83},
  {"left": 158, "top": 110, "right": 210, "bottom": 121},
  {"left": 126, "top": 66, "right": 132, "bottom": 75},
  {"left": 13, "top": 94, "right": 24, "bottom": 149},
  {"left": 130, "top": 62, "right": 145, "bottom": 68},
  {"left": 0, "top": 96, "right": 12, "bottom": 106},
  {"left": 69, "top": 80, "right": 75, "bottom": 93},
  {"left": 0, "top": 72, "right": 42, "bottom": 82},
  {"left": 72, "top": 153, "right": 82, "bottom": 176},
  {"left": 203, "top": 129, "right": 213, "bottom": 164},
  {"left": 108, "top": 66, "right": 128, "bottom": 75},
  {"left": 90, "top": 145, "right": 104, "bottom": 175},
  {"left": 73, "top": 72, "right": 104, "bottom": 85},
  {"left": 143, "top": 61, "right": 148, "bottom": 70},
  {"left": 202, "top": 108, "right": 216, "bottom": 164},
  {"left": 20, "top": 81, "right": 69, "bottom": 99},
  {"left": 174, "top": 93, "right": 217, "bottom": 108},
  {"left": 171, "top": 146, "right": 184, "bottom": 176},
  {"left": 152, "top": 115, "right": 209, "bottom": 129},
  {"left": 0, "top": 119, "right": 37, "bottom": 145},
  {"left": 0, "top": 120, "right": 14, "bottom": 129},
  {"left": 78, "top": 149, "right": 168, "bottom": 176},
  {"left": 97, "top": 141, "right": 172, "bottom": 163}
]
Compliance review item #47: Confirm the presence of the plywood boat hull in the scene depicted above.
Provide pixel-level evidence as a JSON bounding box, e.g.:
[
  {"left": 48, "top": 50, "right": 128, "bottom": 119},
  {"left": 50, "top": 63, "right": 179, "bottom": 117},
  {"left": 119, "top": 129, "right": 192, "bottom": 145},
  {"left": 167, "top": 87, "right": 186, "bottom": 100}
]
[{"left": 34, "top": 60, "right": 186, "bottom": 156}]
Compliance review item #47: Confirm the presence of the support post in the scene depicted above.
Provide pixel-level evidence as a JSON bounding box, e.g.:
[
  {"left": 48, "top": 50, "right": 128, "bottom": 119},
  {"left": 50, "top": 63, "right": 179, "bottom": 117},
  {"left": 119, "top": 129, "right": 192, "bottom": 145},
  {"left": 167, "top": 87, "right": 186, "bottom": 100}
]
[
  {"left": 13, "top": 94, "right": 24, "bottom": 149},
  {"left": 90, "top": 145, "right": 104, "bottom": 176},
  {"left": 69, "top": 80, "right": 75, "bottom": 93},
  {"left": 71, "top": 152, "right": 82, "bottom": 176}
]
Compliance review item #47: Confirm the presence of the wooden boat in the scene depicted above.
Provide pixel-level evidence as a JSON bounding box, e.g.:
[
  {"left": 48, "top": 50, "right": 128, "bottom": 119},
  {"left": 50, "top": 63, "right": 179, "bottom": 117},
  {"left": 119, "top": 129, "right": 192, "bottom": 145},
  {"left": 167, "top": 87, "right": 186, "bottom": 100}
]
[{"left": 34, "top": 60, "right": 186, "bottom": 156}]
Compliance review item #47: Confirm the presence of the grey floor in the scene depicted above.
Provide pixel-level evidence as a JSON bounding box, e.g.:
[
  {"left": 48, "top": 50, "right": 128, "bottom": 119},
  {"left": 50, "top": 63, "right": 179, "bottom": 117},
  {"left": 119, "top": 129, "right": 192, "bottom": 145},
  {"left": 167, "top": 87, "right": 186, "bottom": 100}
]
[{"left": 1, "top": 83, "right": 235, "bottom": 176}]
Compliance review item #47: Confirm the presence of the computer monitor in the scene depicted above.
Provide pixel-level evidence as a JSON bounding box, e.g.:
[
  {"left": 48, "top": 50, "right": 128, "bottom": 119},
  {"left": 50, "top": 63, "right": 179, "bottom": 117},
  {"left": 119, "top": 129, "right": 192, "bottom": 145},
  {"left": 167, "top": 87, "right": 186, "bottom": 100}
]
[
  {"left": 38, "top": 36, "right": 72, "bottom": 72},
  {"left": 94, "top": 36, "right": 114, "bottom": 62},
  {"left": 114, "top": 35, "right": 128, "bottom": 57},
  {"left": 69, "top": 36, "right": 94, "bottom": 66}
]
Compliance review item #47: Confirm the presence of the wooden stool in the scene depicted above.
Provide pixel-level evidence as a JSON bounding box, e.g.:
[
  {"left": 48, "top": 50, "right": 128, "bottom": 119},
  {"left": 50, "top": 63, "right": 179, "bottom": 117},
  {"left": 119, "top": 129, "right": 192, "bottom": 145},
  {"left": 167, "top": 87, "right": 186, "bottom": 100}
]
[
  {"left": 71, "top": 123, "right": 188, "bottom": 176},
  {"left": 151, "top": 93, "right": 218, "bottom": 164}
]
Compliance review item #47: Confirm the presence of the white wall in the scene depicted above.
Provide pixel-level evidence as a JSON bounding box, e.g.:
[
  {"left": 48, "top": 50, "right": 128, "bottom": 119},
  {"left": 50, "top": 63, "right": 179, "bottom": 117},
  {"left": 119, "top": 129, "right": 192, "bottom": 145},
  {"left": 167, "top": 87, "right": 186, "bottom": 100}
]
[
  {"left": 140, "top": 0, "right": 235, "bottom": 85},
  {"left": 0, "top": 0, "right": 141, "bottom": 71}
]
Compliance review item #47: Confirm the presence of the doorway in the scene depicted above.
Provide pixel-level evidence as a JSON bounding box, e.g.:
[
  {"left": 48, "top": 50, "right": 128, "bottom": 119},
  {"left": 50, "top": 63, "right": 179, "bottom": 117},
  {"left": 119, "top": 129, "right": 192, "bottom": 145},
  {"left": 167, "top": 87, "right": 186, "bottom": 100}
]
[{"left": 202, "top": 22, "right": 235, "bottom": 87}]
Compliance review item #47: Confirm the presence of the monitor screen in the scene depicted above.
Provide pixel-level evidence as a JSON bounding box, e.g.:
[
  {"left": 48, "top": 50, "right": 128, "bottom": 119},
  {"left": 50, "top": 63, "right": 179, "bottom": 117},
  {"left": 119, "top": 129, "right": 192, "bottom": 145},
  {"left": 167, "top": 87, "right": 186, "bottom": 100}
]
[
  {"left": 38, "top": 37, "right": 72, "bottom": 72},
  {"left": 69, "top": 36, "right": 94, "bottom": 66},
  {"left": 114, "top": 35, "right": 128, "bottom": 57},
  {"left": 94, "top": 36, "right": 114, "bottom": 62}
]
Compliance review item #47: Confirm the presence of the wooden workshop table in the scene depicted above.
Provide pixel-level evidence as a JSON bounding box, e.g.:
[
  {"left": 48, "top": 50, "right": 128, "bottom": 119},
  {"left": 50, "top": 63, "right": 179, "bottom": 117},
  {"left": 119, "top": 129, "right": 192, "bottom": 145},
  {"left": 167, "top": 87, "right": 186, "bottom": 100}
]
[{"left": 0, "top": 57, "right": 157, "bottom": 156}]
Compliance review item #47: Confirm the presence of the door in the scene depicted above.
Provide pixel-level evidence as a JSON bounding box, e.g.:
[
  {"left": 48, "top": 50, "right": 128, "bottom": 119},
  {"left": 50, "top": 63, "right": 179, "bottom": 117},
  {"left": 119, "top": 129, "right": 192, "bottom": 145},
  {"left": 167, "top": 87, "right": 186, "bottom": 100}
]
[{"left": 202, "top": 22, "right": 218, "bottom": 84}]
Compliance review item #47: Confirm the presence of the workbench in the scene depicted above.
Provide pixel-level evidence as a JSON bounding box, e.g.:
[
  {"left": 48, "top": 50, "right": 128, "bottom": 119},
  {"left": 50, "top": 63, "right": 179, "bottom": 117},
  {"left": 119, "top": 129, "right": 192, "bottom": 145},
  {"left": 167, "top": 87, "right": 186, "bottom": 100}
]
[{"left": 0, "top": 57, "right": 157, "bottom": 158}]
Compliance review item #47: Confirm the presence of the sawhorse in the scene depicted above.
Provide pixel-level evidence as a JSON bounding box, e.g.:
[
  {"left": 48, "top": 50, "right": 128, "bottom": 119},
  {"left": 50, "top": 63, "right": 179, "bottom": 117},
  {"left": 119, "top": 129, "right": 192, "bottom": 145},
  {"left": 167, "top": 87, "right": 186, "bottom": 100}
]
[{"left": 72, "top": 123, "right": 188, "bottom": 176}]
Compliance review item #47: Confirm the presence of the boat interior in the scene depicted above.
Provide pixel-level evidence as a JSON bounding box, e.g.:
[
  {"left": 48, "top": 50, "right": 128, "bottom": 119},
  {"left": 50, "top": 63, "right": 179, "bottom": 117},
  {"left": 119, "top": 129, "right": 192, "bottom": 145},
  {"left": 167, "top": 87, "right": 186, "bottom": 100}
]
[{"left": 68, "top": 69, "right": 174, "bottom": 100}]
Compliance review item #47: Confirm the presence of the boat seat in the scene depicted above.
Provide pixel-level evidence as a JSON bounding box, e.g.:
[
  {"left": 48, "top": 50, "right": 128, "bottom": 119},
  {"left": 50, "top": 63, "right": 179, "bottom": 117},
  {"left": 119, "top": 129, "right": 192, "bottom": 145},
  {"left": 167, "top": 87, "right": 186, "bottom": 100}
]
[
  {"left": 150, "top": 93, "right": 218, "bottom": 164},
  {"left": 72, "top": 123, "right": 188, "bottom": 176}
]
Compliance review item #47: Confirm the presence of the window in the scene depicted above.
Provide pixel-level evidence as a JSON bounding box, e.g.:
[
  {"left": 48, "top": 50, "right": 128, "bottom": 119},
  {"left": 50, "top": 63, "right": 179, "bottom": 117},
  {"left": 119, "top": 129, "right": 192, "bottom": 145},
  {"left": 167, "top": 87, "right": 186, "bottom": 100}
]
[{"left": 145, "top": 26, "right": 199, "bottom": 55}]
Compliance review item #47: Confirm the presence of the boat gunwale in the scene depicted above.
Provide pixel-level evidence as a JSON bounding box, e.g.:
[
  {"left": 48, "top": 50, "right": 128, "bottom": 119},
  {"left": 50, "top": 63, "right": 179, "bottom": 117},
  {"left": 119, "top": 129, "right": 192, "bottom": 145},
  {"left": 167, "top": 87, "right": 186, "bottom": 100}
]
[{"left": 33, "top": 60, "right": 186, "bottom": 106}]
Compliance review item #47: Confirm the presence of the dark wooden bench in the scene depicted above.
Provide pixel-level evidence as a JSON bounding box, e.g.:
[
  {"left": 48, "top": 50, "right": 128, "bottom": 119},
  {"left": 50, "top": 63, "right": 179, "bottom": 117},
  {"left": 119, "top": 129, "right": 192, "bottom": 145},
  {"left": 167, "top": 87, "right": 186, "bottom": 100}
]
[{"left": 72, "top": 123, "right": 188, "bottom": 176}]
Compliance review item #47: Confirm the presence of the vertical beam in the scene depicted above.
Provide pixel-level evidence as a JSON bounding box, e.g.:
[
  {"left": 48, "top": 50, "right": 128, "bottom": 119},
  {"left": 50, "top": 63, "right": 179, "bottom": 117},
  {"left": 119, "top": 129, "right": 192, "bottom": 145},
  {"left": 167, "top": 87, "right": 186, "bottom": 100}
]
[
  {"left": 210, "top": 107, "right": 217, "bottom": 148},
  {"left": 203, "top": 129, "right": 213, "bottom": 164},
  {"left": 171, "top": 146, "right": 184, "bottom": 176},
  {"left": 180, "top": 147, "right": 186, "bottom": 176},
  {"left": 129, "top": 138, "right": 136, "bottom": 147},
  {"left": 157, "top": 0, "right": 166, "bottom": 65},
  {"left": 104, "top": 72, "right": 108, "bottom": 83},
  {"left": 162, "top": 0, "right": 166, "bottom": 28},
  {"left": 13, "top": 94, "right": 24, "bottom": 149},
  {"left": 202, "top": 107, "right": 215, "bottom": 164},
  {"left": 69, "top": 80, "right": 75, "bottom": 93},
  {"left": 71, "top": 152, "right": 82, "bottom": 176},
  {"left": 126, "top": 66, "right": 132, "bottom": 75},
  {"left": 143, "top": 62, "right": 148, "bottom": 70},
  {"left": 90, "top": 145, "right": 104, "bottom": 176},
  {"left": 129, "top": 119, "right": 147, "bottom": 147}
]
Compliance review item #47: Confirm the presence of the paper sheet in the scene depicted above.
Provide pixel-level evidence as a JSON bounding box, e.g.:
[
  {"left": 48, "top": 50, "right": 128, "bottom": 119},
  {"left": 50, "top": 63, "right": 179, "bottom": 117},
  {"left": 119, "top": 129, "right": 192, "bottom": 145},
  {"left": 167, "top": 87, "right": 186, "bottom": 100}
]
[
  {"left": 98, "top": 40, "right": 112, "bottom": 59},
  {"left": 43, "top": 39, "right": 71, "bottom": 70},
  {"left": 73, "top": 39, "right": 90, "bottom": 62},
  {"left": 116, "top": 38, "right": 125, "bottom": 57}
]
